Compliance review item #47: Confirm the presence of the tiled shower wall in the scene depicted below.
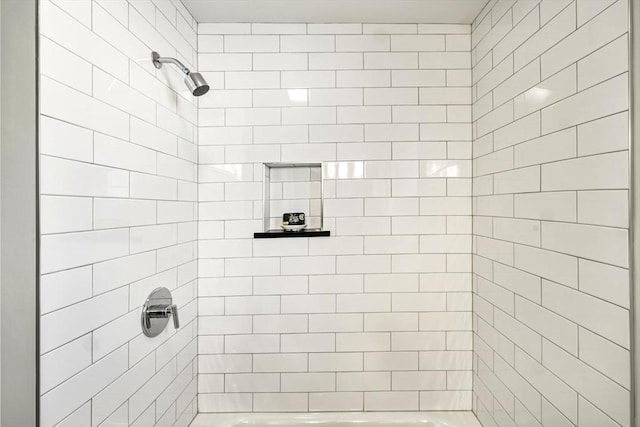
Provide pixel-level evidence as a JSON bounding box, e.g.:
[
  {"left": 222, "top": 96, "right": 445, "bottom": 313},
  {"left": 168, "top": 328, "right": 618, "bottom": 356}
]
[
  {"left": 39, "top": 0, "right": 199, "bottom": 426},
  {"left": 196, "top": 23, "right": 474, "bottom": 413},
  {"left": 470, "top": 1, "right": 631, "bottom": 426}
]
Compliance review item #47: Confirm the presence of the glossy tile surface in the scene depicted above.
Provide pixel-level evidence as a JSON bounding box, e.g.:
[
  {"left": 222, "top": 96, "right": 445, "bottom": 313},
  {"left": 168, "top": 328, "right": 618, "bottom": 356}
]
[
  {"left": 39, "top": 0, "right": 198, "bottom": 426},
  {"left": 471, "top": 1, "right": 631, "bottom": 426},
  {"left": 197, "top": 22, "right": 473, "bottom": 413}
]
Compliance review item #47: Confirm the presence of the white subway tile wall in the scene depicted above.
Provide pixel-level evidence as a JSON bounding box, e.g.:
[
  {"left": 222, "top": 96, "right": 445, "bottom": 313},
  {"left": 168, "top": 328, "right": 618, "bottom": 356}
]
[
  {"left": 471, "top": 1, "right": 631, "bottom": 427},
  {"left": 39, "top": 0, "right": 198, "bottom": 426},
  {"left": 198, "top": 22, "right": 473, "bottom": 412}
]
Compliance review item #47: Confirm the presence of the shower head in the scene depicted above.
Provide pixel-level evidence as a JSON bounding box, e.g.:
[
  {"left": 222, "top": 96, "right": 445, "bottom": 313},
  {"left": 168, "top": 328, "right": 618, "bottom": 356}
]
[
  {"left": 185, "top": 72, "right": 209, "bottom": 97},
  {"left": 152, "top": 51, "right": 210, "bottom": 97}
]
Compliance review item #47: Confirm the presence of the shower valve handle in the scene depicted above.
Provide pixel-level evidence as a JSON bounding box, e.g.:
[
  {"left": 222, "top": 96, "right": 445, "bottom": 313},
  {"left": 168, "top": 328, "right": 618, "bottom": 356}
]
[
  {"left": 145, "top": 304, "right": 179, "bottom": 329},
  {"left": 171, "top": 304, "right": 180, "bottom": 329}
]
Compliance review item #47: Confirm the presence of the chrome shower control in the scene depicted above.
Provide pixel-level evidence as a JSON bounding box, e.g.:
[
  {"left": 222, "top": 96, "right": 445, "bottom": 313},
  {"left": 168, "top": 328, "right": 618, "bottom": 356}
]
[{"left": 141, "top": 287, "right": 180, "bottom": 337}]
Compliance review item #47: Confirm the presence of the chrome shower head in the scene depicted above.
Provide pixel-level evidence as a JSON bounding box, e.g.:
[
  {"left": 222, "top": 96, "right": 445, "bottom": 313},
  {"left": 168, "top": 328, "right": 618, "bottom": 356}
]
[
  {"left": 152, "top": 51, "right": 210, "bottom": 97},
  {"left": 184, "top": 72, "right": 210, "bottom": 97}
]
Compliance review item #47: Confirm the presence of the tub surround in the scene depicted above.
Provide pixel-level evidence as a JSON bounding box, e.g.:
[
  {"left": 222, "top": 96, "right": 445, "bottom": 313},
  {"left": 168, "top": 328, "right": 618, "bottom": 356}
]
[
  {"left": 196, "top": 22, "right": 474, "bottom": 413},
  {"left": 34, "top": 0, "right": 635, "bottom": 426},
  {"left": 38, "top": 1, "right": 199, "bottom": 426},
  {"left": 470, "top": 1, "right": 632, "bottom": 426}
]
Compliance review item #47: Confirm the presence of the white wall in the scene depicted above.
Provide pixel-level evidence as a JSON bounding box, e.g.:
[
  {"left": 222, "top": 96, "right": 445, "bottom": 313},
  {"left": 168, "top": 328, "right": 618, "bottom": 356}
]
[
  {"left": 38, "top": 1, "right": 199, "bottom": 426},
  {"left": 196, "top": 23, "right": 474, "bottom": 412},
  {"left": 1, "top": 0, "right": 38, "bottom": 424},
  {"left": 470, "top": 1, "right": 631, "bottom": 426}
]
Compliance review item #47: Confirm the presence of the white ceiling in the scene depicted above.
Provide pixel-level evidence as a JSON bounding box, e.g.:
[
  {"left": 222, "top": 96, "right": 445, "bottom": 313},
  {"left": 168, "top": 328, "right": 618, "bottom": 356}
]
[{"left": 181, "top": 0, "right": 490, "bottom": 24}]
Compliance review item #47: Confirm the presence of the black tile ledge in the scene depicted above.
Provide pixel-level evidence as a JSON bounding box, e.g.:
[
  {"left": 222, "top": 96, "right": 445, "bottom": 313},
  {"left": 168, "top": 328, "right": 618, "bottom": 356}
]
[{"left": 254, "top": 230, "right": 331, "bottom": 239}]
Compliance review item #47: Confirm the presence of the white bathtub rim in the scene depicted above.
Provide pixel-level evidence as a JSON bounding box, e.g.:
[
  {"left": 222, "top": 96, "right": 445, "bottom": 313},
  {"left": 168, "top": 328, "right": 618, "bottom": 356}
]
[{"left": 190, "top": 411, "right": 482, "bottom": 427}]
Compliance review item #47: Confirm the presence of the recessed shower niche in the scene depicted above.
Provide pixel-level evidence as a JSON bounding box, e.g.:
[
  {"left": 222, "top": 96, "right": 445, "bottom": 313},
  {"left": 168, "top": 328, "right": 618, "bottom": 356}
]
[{"left": 254, "top": 162, "right": 330, "bottom": 238}]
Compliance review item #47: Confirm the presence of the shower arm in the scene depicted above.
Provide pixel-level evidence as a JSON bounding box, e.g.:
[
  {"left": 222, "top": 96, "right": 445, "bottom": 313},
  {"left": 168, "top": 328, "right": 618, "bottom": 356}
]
[{"left": 152, "top": 51, "right": 191, "bottom": 75}]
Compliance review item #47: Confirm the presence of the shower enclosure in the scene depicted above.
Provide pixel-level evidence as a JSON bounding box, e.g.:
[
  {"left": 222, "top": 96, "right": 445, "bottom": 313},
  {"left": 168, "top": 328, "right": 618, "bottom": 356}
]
[{"left": 0, "top": 0, "right": 639, "bottom": 426}]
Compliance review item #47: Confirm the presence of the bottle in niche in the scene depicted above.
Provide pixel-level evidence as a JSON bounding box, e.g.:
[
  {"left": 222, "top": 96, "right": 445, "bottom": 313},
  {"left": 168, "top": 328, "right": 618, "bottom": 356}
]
[{"left": 282, "top": 212, "right": 307, "bottom": 232}]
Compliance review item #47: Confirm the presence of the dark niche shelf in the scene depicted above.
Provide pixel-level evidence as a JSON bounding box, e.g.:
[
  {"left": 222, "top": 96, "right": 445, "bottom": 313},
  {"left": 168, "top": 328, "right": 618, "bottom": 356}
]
[{"left": 254, "top": 230, "right": 331, "bottom": 239}]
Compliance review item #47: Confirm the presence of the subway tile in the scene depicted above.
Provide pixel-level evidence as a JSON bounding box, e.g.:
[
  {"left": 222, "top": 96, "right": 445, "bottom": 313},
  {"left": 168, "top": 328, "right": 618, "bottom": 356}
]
[
  {"left": 282, "top": 295, "right": 336, "bottom": 314},
  {"left": 200, "top": 355, "right": 252, "bottom": 374},
  {"left": 419, "top": 52, "right": 470, "bottom": 69},
  {"left": 579, "top": 259, "right": 629, "bottom": 308},
  {"left": 337, "top": 293, "right": 391, "bottom": 312},
  {"left": 393, "top": 35, "right": 445, "bottom": 51},
  {"left": 337, "top": 35, "right": 390, "bottom": 52},
  {"left": 419, "top": 87, "right": 471, "bottom": 105},
  {"left": 577, "top": 111, "right": 629, "bottom": 156},
  {"left": 310, "top": 89, "right": 363, "bottom": 106},
  {"left": 337, "top": 106, "right": 391, "bottom": 123},
  {"left": 544, "top": 150, "right": 628, "bottom": 192},
  {"left": 420, "top": 391, "right": 472, "bottom": 410},
  {"left": 308, "top": 353, "right": 363, "bottom": 372},
  {"left": 309, "top": 392, "right": 364, "bottom": 411},
  {"left": 365, "top": 352, "right": 418, "bottom": 371},
  {"left": 514, "top": 191, "right": 577, "bottom": 222},
  {"left": 337, "top": 372, "right": 390, "bottom": 391},
  {"left": 364, "top": 52, "right": 418, "bottom": 69},
  {"left": 253, "top": 354, "right": 308, "bottom": 373},
  {"left": 282, "top": 71, "right": 336, "bottom": 88},
  {"left": 40, "top": 116, "right": 93, "bottom": 162},
  {"left": 392, "top": 332, "right": 445, "bottom": 351},
  {"left": 419, "top": 312, "right": 471, "bottom": 331},
  {"left": 281, "top": 373, "right": 335, "bottom": 392},
  {"left": 225, "top": 335, "right": 280, "bottom": 354},
  {"left": 254, "top": 393, "right": 308, "bottom": 412},
  {"left": 281, "top": 35, "right": 335, "bottom": 52},
  {"left": 225, "top": 71, "right": 280, "bottom": 89},
  {"left": 391, "top": 70, "right": 445, "bottom": 87},
  {"left": 41, "top": 196, "right": 92, "bottom": 235},
  {"left": 309, "top": 314, "right": 363, "bottom": 333},
  {"left": 225, "top": 35, "right": 279, "bottom": 52},
  {"left": 40, "top": 267, "right": 92, "bottom": 315},
  {"left": 225, "top": 373, "right": 280, "bottom": 392},
  {"left": 391, "top": 179, "right": 446, "bottom": 197},
  {"left": 281, "top": 334, "right": 335, "bottom": 353},
  {"left": 365, "top": 391, "right": 419, "bottom": 410},
  {"left": 254, "top": 53, "right": 308, "bottom": 70}
]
